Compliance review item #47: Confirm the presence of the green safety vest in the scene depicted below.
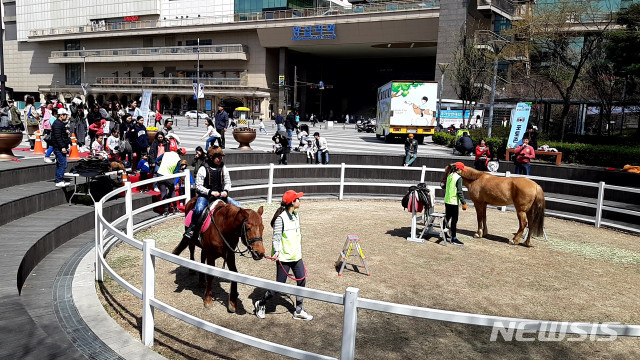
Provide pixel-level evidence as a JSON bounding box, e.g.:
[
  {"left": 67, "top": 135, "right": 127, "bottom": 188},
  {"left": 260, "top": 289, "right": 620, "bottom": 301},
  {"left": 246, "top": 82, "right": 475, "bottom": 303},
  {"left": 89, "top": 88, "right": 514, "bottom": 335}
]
[
  {"left": 444, "top": 172, "right": 462, "bottom": 205},
  {"left": 158, "top": 151, "right": 180, "bottom": 176},
  {"left": 273, "top": 211, "right": 302, "bottom": 262}
]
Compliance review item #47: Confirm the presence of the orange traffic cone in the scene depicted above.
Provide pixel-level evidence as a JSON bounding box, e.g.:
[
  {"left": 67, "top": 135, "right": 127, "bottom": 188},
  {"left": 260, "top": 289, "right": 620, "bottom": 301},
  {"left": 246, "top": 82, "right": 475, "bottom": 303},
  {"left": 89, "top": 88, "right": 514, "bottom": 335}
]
[
  {"left": 122, "top": 171, "right": 129, "bottom": 185},
  {"left": 33, "top": 131, "right": 45, "bottom": 155},
  {"left": 68, "top": 133, "right": 81, "bottom": 160}
]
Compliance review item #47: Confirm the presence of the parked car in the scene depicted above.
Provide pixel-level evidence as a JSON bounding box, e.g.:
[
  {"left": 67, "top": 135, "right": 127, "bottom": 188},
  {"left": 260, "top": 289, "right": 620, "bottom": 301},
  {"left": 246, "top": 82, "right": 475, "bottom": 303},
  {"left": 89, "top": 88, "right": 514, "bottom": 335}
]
[{"left": 185, "top": 110, "right": 210, "bottom": 120}]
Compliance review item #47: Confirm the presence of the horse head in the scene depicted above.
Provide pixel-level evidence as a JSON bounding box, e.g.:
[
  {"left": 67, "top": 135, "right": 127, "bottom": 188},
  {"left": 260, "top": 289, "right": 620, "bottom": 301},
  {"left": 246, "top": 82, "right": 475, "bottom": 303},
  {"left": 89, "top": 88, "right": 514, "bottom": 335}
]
[{"left": 239, "top": 206, "right": 265, "bottom": 260}]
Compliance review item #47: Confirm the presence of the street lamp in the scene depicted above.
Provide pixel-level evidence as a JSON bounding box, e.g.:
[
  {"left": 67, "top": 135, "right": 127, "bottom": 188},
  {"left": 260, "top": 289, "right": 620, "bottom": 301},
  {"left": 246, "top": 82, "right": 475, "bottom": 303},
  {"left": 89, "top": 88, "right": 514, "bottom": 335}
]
[
  {"left": 487, "top": 39, "right": 507, "bottom": 138},
  {"left": 196, "top": 38, "right": 200, "bottom": 127},
  {"left": 436, "top": 62, "right": 449, "bottom": 129}
]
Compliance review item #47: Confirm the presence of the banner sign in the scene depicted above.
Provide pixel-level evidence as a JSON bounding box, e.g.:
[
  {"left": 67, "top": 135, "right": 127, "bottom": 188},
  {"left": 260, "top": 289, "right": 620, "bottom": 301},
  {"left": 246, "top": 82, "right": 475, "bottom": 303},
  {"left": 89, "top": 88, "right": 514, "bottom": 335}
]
[
  {"left": 292, "top": 24, "right": 336, "bottom": 41},
  {"left": 507, "top": 102, "right": 532, "bottom": 148},
  {"left": 436, "top": 109, "right": 484, "bottom": 128},
  {"left": 81, "top": 83, "right": 88, "bottom": 96},
  {"left": 140, "top": 90, "right": 152, "bottom": 126},
  {"left": 198, "top": 83, "right": 205, "bottom": 99}
]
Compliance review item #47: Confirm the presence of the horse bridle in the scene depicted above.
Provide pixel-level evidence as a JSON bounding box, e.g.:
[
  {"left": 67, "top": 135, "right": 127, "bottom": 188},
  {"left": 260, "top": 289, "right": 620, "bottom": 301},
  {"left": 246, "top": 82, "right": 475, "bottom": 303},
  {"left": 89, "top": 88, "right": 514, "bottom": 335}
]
[{"left": 211, "top": 212, "right": 263, "bottom": 258}]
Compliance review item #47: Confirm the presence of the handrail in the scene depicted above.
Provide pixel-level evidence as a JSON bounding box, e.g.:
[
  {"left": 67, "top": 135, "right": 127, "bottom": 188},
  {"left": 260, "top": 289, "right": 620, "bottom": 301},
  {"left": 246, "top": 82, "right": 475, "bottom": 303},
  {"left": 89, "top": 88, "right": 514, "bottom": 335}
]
[
  {"left": 95, "top": 164, "right": 640, "bottom": 360},
  {"left": 50, "top": 44, "right": 247, "bottom": 58}
]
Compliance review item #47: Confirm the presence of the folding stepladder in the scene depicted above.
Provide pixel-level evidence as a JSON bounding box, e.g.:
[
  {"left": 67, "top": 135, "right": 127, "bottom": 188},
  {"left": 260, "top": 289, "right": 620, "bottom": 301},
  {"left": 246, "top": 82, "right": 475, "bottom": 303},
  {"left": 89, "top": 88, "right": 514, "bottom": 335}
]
[
  {"left": 407, "top": 186, "right": 450, "bottom": 245},
  {"left": 335, "top": 235, "right": 371, "bottom": 276}
]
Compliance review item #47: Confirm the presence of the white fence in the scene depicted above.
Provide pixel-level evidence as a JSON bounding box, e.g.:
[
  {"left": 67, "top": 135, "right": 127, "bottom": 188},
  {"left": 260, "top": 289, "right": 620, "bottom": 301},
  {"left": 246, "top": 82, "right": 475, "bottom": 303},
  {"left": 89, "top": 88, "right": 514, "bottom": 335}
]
[{"left": 94, "top": 164, "right": 640, "bottom": 359}]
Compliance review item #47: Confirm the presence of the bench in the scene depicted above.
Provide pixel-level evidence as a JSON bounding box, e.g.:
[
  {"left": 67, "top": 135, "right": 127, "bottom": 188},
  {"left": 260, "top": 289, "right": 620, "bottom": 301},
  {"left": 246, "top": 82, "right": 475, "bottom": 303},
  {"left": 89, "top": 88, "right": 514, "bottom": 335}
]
[{"left": 505, "top": 148, "right": 563, "bottom": 165}]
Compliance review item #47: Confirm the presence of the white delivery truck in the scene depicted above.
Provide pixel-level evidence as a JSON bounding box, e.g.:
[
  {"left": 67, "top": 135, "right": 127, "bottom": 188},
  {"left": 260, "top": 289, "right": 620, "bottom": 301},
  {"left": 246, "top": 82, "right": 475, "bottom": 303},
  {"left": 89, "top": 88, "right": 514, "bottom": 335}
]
[{"left": 375, "top": 80, "right": 438, "bottom": 144}]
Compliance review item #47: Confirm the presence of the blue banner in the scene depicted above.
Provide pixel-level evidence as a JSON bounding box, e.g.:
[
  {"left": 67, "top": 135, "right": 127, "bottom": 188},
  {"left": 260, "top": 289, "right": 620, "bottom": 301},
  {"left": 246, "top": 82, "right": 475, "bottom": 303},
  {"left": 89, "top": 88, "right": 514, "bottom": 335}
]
[{"left": 507, "top": 102, "right": 531, "bottom": 148}]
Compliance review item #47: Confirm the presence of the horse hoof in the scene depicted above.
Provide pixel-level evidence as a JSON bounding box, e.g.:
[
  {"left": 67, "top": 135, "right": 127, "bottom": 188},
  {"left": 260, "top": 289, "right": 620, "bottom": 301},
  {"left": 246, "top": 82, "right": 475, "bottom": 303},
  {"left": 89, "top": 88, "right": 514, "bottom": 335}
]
[
  {"left": 228, "top": 302, "right": 236, "bottom": 313},
  {"left": 474, "top": 233, "right": 481, "bottom": 238},
  {"left": 204, "top": 300, "right": 213, "bottom": 309}
]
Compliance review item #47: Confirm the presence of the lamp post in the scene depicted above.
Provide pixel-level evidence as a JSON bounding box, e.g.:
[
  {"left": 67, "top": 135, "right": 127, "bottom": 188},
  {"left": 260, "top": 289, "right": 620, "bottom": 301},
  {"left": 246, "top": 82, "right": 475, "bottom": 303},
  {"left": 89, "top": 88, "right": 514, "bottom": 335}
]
[
  {"left": 0, "top": 3, "right": 6, "bottom": 102},
  {"left": 487, "top": 40, "right": 507, "bottom": 138},
  {"left": 196, "top": 38, "right": 200, "bottom": 127},
  {"left": 436, "top": 62, "right": 449, "bottom": 129},
  {"left": 82, "top": 47, "right": 86, "bottom": 84}
]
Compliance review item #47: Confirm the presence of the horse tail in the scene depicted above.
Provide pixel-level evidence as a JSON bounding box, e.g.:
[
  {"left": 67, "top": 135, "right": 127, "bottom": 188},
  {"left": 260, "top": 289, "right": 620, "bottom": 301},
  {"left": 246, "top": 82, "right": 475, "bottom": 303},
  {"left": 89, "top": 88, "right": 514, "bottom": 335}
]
[
  {"left": 172, "top": 236, "right": 190, "bottom": 256},
  {"left": 528, "top": 184, "right": 546, "bottom": 237}
]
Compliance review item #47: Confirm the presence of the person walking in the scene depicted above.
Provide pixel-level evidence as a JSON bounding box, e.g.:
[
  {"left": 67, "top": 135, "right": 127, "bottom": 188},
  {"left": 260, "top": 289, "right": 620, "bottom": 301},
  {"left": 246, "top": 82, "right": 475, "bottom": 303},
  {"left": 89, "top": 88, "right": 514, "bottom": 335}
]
[
  {"left": 214, "top": 104, "right": 229, "bottom": 149},
  {"left": 474, "top": 139, "right": 491, "bottom": 171},
  {"left": 255, "top": 190, "right": 313, "bottom": 321},
  {"left": 275, "top": 110, "right": 284, "bottom": 132},
  {"left": 403, "top": 133, "right": 418, "bottom": 167},
  {"left": 513, "top": 135, "right": 535, "bottom": 175},
  {"left": 441, "top": 161, "right": 468, "bottom": 246},
  {"left": 284, "top": 111, "right": 297, "bottom": 148},
  {"left": 51, "top": 109, "right": 71, "bottom": 187},
  {"left": 258, "top": 118, "right": 268, "bottom": 134}
]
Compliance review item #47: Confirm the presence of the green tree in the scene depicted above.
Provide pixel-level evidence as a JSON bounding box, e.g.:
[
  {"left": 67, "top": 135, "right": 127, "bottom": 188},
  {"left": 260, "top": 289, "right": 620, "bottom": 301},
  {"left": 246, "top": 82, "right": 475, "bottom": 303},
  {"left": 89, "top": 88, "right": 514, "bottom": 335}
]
[{"left": 607, "top": 3, "right": 640, "bottom": 75}]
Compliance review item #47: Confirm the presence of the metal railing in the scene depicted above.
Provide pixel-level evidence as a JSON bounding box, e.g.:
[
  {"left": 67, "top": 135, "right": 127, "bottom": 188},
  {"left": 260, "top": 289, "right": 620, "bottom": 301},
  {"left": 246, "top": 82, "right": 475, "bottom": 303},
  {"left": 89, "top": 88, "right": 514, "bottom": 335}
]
[
  {"left": 30, "top": 0, "right": 440, "bottom": 38},
  {"left": 95, "top": 164, "right": 640, "bottom": 360},
  {"left": 93, "top": 76, "right": 246, "bottom": 87},
  {"left": 50, "top": 44, "right": 247, "bottom": 59}
]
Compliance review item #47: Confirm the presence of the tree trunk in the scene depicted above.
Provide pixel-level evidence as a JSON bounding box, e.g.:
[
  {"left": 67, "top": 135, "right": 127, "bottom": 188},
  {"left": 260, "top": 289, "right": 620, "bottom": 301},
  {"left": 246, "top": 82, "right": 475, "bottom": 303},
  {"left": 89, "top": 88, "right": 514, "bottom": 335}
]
[{"left": 560, "top": 100, "right": 571, "bottom": 142}]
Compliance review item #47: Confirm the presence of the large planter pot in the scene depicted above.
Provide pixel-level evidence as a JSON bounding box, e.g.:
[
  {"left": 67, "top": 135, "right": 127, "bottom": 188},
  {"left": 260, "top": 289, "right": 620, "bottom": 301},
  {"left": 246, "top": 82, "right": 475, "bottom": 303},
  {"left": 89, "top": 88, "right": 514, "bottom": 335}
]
[
  {"left": 232, "top": 130, "right": 257, "bottom": 150},
  {"left": 0, "top": 132, "right": 25, "bottom": 160},
  {"left": 147, "top": 130, "right": 158, "bottom": 146}
]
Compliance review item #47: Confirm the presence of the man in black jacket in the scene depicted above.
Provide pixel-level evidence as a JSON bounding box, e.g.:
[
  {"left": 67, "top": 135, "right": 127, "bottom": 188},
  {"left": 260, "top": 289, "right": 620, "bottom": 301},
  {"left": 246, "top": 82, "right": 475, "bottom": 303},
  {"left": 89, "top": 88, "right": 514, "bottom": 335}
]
[
  {"left": 455, "top": 132, "right": 474, "bottom": 156},
  {"left": 214, "top": 104, "right": 229, "bottom": 149},
  {"left": 284, "top": 111, "right": 297, "bottom": 148},
  {"left": 51, "top": 109, "right": 71, "bottom": 187}
]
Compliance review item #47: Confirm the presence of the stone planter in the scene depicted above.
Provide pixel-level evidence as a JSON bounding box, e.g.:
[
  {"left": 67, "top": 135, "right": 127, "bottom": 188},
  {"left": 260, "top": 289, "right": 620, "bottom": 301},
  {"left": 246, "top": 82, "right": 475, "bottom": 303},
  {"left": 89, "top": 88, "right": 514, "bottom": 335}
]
[
  {"left": 232, "top": 130, "right": 257, "bottom": 150},
  {"left": 147, "top": 130, "right": 158, "bottom": 146},
  {"left": 0, "top": 132, "right": 25, "bottom": 160}
]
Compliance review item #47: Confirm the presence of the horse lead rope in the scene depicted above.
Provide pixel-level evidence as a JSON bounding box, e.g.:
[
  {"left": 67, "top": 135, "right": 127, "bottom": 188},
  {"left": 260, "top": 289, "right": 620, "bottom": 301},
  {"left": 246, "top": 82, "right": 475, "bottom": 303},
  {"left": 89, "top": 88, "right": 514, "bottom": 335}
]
[{"left": 264, "top": 254, "right": 308, "bottom": 281}]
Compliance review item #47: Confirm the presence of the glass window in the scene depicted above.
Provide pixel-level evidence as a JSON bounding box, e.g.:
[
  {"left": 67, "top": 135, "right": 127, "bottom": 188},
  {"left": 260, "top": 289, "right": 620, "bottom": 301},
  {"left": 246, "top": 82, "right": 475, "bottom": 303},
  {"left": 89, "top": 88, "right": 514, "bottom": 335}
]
[{"left": 66, "top": 64, "right": 81, "bottom": 85}]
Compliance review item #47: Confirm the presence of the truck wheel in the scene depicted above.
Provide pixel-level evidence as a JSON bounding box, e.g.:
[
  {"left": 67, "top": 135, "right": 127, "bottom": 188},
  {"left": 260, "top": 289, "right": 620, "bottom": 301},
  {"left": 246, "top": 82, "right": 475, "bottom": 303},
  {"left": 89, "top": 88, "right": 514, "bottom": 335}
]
[
  {"left": 376, "top": 133, "right": 382, "bottom": 139},
  {"left": 416, "top": 135, "right": 425, "bottom": 144},
  {"left": 384, "top": 133, "right": 393, "bottom": 143}
]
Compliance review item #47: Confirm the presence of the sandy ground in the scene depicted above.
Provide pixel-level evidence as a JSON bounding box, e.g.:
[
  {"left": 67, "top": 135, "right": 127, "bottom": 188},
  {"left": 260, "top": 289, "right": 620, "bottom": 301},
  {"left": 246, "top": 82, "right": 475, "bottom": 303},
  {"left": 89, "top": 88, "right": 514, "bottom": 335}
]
[{"left": 98, "top": 200, "right": 640, "bottom": 360}]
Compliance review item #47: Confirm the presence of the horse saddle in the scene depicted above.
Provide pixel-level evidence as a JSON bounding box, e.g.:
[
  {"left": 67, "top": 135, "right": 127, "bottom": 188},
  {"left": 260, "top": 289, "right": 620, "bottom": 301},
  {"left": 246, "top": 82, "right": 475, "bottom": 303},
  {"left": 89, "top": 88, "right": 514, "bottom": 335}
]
[{"left": 185, "top": 200, "right": 223, "bottom": 236}]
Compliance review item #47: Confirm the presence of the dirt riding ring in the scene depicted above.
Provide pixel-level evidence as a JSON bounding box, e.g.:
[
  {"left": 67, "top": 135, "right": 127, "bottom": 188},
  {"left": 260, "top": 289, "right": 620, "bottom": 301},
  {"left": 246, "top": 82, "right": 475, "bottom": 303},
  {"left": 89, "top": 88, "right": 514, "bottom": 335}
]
[{"left": 98, "top": 192, "right": 640, "bottom": 360}]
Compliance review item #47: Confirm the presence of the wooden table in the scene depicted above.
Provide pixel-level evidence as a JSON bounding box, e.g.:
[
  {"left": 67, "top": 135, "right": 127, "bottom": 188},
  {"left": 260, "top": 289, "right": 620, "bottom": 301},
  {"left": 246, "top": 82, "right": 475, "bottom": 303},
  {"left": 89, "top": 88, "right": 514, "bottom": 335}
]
[{"left": 505, "top": 148, "right": 563, "bottom": 165}]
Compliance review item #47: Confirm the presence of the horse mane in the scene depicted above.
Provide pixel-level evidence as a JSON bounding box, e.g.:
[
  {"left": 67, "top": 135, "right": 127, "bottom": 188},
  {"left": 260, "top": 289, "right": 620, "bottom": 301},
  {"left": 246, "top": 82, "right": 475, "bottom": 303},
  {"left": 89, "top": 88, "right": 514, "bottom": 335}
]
[{"left": 460, "top": 167, "right": 486, "bottom": 181}]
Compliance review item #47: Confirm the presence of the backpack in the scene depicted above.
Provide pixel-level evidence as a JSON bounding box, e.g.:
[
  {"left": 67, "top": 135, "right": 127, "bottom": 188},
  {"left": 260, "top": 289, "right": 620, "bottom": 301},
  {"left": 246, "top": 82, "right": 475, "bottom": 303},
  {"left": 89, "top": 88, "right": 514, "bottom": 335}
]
[
  {"left": 169, "top": 137, "right": 178, "bottom": 152},
  {"left": 401, "top": 183, "right": 432, "bottom": 212}
]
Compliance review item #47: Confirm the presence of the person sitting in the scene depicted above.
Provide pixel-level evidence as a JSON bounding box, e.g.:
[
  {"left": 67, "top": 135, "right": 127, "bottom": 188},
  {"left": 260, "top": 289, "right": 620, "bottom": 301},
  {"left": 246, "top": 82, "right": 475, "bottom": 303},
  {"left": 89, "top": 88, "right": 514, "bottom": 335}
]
[
  {"left": 403, "top": 134, "right": 418, "bottom": 167},
  {"left": 296, "top": 124, "right": 310, "bottom": 151},
  {"left": 455, "top": 132, "right": 474, "bottom": 156},
  {"left": 91, "top": 134, "right": 109, "bottom": 160},
  {"left": 313, "top": 132, "right": 329, "bottom": 164},
  {"left": 303, "top": 139, "right": 316, "bottom": 164},
  {"left": 106, "top": 128, "right": 121, "bottom": 162},
  {"left": 183, "top": 146, "right": 241, "bottom": 240},
  {"left": 474, "top": 139, "right": 491, "bottom": 171}
]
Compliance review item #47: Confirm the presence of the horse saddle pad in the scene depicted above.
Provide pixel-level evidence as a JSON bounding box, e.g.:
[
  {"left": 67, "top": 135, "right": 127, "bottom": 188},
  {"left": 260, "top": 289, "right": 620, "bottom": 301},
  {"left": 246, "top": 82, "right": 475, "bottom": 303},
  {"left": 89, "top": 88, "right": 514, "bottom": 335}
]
[{"left": 185, "top": 200, "right": 223, "bottom": 233}]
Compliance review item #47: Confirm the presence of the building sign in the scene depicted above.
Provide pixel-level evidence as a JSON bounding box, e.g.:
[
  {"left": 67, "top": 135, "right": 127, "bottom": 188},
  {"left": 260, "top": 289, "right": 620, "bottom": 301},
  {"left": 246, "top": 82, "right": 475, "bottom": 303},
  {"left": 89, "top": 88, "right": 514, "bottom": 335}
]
[
  {"left": 278, "top": 75, "right": 285, "bottom": 85},
  {"left": 507, "top": 102, "right": 532, "bottom": 148},
  {"left": 291, "top": 24, "right": 337, "bottom": 41},
  {"left": 124, "top": 16, "right": 139, "bottom": 22}
]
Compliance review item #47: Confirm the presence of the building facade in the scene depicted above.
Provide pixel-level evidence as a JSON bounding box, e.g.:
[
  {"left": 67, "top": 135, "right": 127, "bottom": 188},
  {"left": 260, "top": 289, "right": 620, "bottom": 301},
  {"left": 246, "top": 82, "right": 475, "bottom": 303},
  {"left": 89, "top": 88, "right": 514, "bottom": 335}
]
[{"left": 1, "top": 0, "right": 525, "bottom": 120}]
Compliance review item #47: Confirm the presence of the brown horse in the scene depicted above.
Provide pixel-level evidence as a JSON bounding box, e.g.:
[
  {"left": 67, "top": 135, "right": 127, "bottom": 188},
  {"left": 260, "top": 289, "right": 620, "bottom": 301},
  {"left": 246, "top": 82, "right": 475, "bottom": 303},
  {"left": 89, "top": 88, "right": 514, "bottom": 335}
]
[
  {"left": 172, "top": 198, "right": 265, "bottom": 311},
  {"left": 443, "top": 163, "right": 545, "bottom": 246}
]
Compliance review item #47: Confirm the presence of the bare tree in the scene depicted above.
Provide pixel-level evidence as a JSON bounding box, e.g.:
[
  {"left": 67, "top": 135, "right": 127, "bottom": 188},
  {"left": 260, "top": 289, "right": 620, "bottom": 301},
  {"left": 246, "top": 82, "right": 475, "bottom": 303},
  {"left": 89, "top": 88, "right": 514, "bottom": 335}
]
[
  {"left": 509, "top": 0, "right": 614, "bottom": 141},
  {"left": 449, "top": 34, "right": 492, "bottom": 127}
]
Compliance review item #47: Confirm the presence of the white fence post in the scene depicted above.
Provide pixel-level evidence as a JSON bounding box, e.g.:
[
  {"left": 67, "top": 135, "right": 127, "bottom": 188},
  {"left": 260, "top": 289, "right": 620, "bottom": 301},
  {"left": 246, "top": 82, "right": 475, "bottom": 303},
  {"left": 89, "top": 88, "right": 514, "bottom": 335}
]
[
  {"left": 341, "top": 287, "right": 359, "bottom": 360},
  {"left": 142, "top": 239, "right": 156, "bottom": 347},
  {"left": 184, "top": 169, "right": 192, "bottom": 205},
  {"left": 125, "top": 181, "right": 134, "bottom": 237},
  {"left": 94, "top": 206, "right": 103, "bottom": 282},
  {"left": 595, "top": 181, "right": 605, "bottom": 228},
  {"left": 420, "top": 165, "right": 426, "bottom": 183},
  {"left": 339, "top": 163, "right": 346, "bottom": 200},
  {"left": 267, "top": 163, "right": 274, "bottom": 204}
]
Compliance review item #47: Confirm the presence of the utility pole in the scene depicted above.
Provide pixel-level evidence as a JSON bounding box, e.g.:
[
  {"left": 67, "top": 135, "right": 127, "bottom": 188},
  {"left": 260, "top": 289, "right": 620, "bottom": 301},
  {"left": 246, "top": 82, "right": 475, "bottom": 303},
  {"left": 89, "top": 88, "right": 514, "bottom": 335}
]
[
  {"left": 196, "top": 37, "right": 200, "bottom": 127},
  {"left": 487, "top": 39, "right": 507, "bottom": 138},
  {"left": 82, "top": 47, "right": 86, "bottom": 84},
  {"left": 436, "top": 62, "right": 449, "bottom": 129},
  {"left": 293, "top": 66, "right": 297, "bottom": 111}
]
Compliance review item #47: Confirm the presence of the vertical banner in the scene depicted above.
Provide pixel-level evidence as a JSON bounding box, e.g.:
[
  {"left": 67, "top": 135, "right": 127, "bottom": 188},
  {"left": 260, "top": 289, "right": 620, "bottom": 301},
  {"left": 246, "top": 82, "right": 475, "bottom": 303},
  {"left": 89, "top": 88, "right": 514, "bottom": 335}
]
[
  {"left": 507, "top": 102, "right": 532, "bottom": 148},
  {"left": 140, "top": 90, "right": 152, "bottom": 126},
  {"left": 205, "top": 99, "right": 212, "bottom": 112},
  {"left": 192, "top": 83, "right": 198, "bottom": 100},
  {"left": 198, "top": 83, "right": 205, "bottom": 99},
  {"left": 81, "top": 83, "right": 89, "bottom": 96}
]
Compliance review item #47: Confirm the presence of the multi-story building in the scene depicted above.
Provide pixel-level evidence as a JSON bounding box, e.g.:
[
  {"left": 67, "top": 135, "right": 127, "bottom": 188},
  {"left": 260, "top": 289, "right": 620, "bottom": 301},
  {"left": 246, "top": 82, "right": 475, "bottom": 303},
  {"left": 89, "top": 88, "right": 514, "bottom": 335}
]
[{"left": 1, "top": 0, "right": 526, "bottom": 120}]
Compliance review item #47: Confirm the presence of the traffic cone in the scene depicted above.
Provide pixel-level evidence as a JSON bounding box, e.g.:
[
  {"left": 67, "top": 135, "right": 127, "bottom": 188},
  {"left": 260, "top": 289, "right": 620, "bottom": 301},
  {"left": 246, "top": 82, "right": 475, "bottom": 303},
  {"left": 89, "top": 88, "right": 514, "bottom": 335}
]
[
  {"left": 122, "top": 171, "right": 129, "bottom": 185},
  {"left": 33, "top": 131, "right": 45, "bottom": 155},
  {"left": 69, "top": 134, "right": 81, "bottom": 160}
]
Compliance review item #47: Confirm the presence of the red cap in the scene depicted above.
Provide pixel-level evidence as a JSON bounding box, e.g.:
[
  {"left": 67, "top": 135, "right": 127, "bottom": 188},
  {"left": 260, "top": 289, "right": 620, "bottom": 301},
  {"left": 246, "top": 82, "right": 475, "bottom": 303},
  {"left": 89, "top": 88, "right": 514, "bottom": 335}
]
[
  {"left": 455, "top": 162, "right": 466, "bottom": 171},
  {"left": 282, "top": 190, "right": 304, "bottom": 204}
]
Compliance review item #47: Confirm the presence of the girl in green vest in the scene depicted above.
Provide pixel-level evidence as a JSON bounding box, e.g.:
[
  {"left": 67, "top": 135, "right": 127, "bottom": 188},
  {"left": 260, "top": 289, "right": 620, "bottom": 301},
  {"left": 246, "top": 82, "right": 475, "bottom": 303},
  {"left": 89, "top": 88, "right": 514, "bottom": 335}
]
[
  {"left": 442, "top": 162, "right": 468, "bottom": 245},
  {"left": 255, "top": 190, "right": 313, "bottom": 321}
]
